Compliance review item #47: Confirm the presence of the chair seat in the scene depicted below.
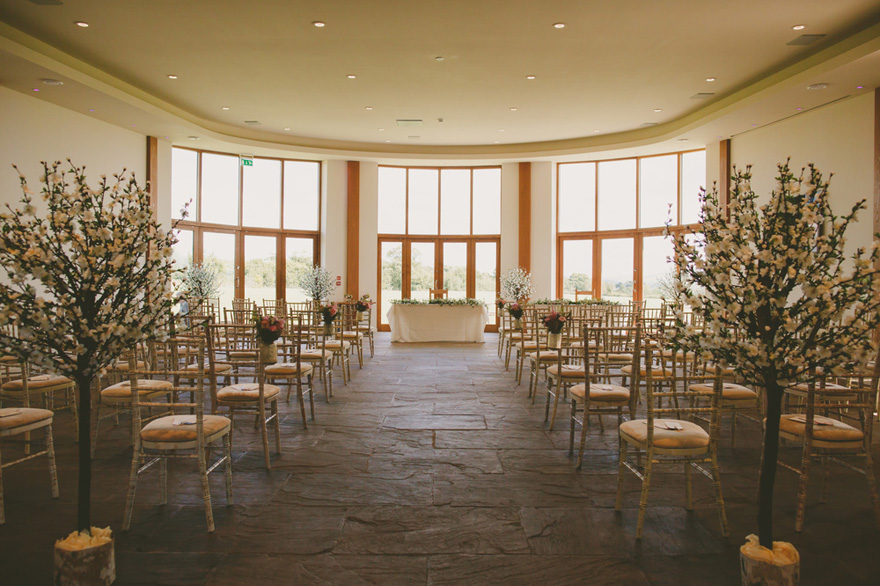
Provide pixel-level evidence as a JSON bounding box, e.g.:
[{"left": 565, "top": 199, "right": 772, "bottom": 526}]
[
  {"left": 228, "top": 351, "right": 256, "bottom": 360},
  {"left": 341, "top": 331, "right": 363, "bottom": 339},
  {"left": 107, "top": 360, "right": 147, "bottom": 372},
  {"left": 620, "top": 419, "right": 710, "bottom": 449},
  {"left": 265, "top": 363, "right": 314, "bottom": 376},
  {"left": 2, "top": 375, "right": 74, "bottom": 393},
  {"left": 690, "top": 382, "right": 758, "bottom": 400},
  {"left": 217, "top": 383, "right": 281, "bottom": 402},
  {"left": 603, "top": 353, "right": 634, "bottom": 363},
  {"left": 570, "top": 383, "right": 629, "bottom": 403},
  {"left": 547, "top": 364, "right": 585, "bottom": 378},
  {"left": 101, "top": 379, "right": 173, "bottom": 399},
  {"left": 184, "top": 362, "right": 233, "bottom": 374},
  {"left": 702, "top": 364, "right": 736, "bottom": 377},
  {"left": 620, "top": 364, "right": 670, "bottom": 378},
  {"left": 324, "top": 340, "right": 351, "bottom": 351},
  {"left": 141, "top": 414, "right": 231, "bottom": 444},
  {"left": 0, "top": 407, "right": 53, "bottom": 434},
  {"left": 778, "top": 414, "right": 863, "bottom": 442},
  {"left": 529, "top": 351, "right": 560, "bottom": 363},
  {"left": 301, "top": 349, "right": 333, "bottom": 360},
  {"left": 661, "top": 349, "right": 696, "bottom": 360}
]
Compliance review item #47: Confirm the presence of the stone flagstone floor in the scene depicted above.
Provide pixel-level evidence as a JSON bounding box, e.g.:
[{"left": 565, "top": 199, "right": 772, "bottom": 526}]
[{"left": 1, "top": 333, "right": 879, "bottom": 584}]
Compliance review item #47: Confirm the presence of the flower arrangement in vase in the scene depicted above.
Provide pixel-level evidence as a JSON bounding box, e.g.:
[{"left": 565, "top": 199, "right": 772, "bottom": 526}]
[
  {"left": 354, "top": 294, "right": 373, "bottom": 319},
  {"left": 253, "top": 311, "right": 284, "bottom": 363},
  {"left": 542, "top": 311, "right": 570, "bottom": 348},
  {"left": 507, "top": 302, "right": 524, "bottom": 329},
  {"left": 320, "top": 302, "right": 339, "bottom": 334}
]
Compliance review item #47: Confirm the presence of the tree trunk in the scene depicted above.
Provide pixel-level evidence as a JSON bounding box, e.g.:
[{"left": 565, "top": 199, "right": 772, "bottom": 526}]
[
  {"left": 76, "top": 375, "right": 93, "bottom": 533},
  {"left": 758, "top": 380, "right": 784, "bottom": 549}
]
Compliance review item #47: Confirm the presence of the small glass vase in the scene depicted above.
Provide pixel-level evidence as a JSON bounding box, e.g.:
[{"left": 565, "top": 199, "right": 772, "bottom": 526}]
[
  {"left": 323, "top": 323, "right": 332, "bottom": 336},
  {"left": 513, "top": 317, "right": 522, "bottom": 330},
  {"left": 357, "top": 311, "right": 364, "bottom": 321},
  {"left": 259, "top": 342, "right": 277, "bottom": 364},
  {"left": 547, "top": 333, "right": 562, "bottom": 349}
]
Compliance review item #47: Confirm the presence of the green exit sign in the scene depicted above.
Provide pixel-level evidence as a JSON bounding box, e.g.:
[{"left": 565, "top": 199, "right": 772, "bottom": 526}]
[{"left": 240, "top": 155, "right": 254, "bottom": 167}]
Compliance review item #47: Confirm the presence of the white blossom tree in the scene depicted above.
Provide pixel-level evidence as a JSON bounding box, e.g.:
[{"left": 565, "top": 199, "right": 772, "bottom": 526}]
[
  {"left": 297, "top": 265, "right": 336, "bottom": 301},
  {"left": 501, "top": 267, "right": 534, "bottom": 302},
  {"left": 669, "top": 161, "right": 880, "bottom": 548},
  {"left": 0, "top": 160, "right": 180, "bottom": 533}
]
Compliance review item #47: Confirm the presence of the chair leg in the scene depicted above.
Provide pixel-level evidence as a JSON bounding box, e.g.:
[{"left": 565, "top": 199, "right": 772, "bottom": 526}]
[
  {"left": 46, "top": 424, "right": 59, "bottom": 499},
  {"left": 0, "top": 445, "right": 5, "bottom": 524},
  {"left": 685, "top": 461, "right": 694, "bottom": 510},
  {"left": 307, "top": 375, "right": 316, "bottom": 421},
  {"left": 159, "top": 457, "right": 168, "bottom": 505},
  {"left": 259, "top": 401, "right": 270, "bottom": 470},
  {"left": 569, "top": 399, "right": 576, "bottom": 456},
  {"left": 636, "top": 457, "right": 654, "bottom": 540},
  {"left": 122, "top": 450, "right": 140, "bottom": 531},
  {"left": 710, "top": 451, "right": 730, "bottom": 537},
  {"left": 795, "top": 439, "right": 813, "bottom": 532},
  {"left": 223, "top": 435, "right": 234, "bottom": 504},
  {"left": 296, "top": 379, "right": 308, "bottom": 429},
  {"left": 272, "top": 401, "right": 281, "bottom": 453},
  {"left": 197, "top": 448, "right": 215, "bottom": 533},
  {"left": 615, "top": 440, "right": 628, "bottom": 510}
]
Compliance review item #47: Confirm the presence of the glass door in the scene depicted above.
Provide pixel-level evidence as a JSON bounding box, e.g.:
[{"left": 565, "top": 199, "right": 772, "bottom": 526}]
[
  {"left": 243, "top": 234, "right": 278, "bottom": 304},
  {"left": 442, "top": 242, "right": 468, "bottom": 299},
  {"left": 474, "top": 241, "right": 499, "bottom": 325},
  {"left": 380, "top": 240, "right": 404, "bottom": 325},
  {"left": 409, "top": 241, "right": 435, "bottom": 302},
  {"left": 202, "top": 230, "right": 236, "bottom": 310}
]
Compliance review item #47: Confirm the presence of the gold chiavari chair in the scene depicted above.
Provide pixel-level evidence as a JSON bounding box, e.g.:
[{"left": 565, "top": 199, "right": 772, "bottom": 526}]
[{"left": 266, "top": 314, "right": 314, "bottom": 427}]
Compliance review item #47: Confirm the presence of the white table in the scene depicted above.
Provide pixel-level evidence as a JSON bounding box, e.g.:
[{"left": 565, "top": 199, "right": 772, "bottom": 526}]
[{"left": 386, "top": 304, "right": 488, "bottom": 343}]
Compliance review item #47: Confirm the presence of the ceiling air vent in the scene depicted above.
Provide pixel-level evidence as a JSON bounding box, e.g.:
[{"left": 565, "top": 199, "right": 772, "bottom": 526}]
[
  {"left": 396, "top": 119, "right": 423, "bottom": 127},
  {"left": 29, "top": 0, "right": 63, "bottom": 5},
  {"left": 244, "top": 120, "right": 261, "bottom": 125},
  {"left": 691, "top": 92, "right": 715, "bottom": 100},
  {"left": 639, "top": 122, "right": 658, "bottom": 128},
  {"left": 787, "top": 34, "right": 826, "bottom": 46}
]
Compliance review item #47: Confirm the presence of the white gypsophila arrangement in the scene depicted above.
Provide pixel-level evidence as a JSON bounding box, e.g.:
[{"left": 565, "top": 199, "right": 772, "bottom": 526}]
[
  {"left": 181, "top": 261, "right": 220, "bottom": 308},
  {"left": 501, "top": 267, "right": 534, "bottom": 301},
  {"left": 0, "top": 160, "right": 180, "bottom": 534},
  {"left": 297, "top": 264, "right": 336, "bottom": 300},
  {"left": 668, "top": 161, "right": 880, "bottom": 549}
]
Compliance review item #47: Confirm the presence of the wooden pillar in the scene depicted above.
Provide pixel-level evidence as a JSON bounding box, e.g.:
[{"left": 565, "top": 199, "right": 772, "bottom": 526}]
[
  {"left": 518, "top": 162, "right": 531, "bottom": 271},
  {"left": 873, "top": 89, "right": 880, "bottom": 246},
  {"left": 346, "top": 161, "right": 360, "bottom": 297},
  {"left": 719, "top": 138, "right": 731, "bottom": 213},
  {"left": 146, "top": 136, "right": 159, "bottom": 219}
]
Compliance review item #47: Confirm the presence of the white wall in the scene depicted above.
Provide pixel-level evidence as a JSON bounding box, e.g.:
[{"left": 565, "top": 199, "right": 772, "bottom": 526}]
[
  {"left": 359, "top": 162, "right": 379, "bottom": 301},
  {"left": 530, "top": 161, "right": 556, "bottom": 298},
  {"left": 0, "top": 87, "right": 146, "bottom": 211},
  {"left": 499, "top": 163, "right": 520, "bottom": 278},
  {"left": 320, "top": 159, "right": 349, "bottom": 297},
  {"left": 731, "top": 93, "right": 875, "bottom": 254}
]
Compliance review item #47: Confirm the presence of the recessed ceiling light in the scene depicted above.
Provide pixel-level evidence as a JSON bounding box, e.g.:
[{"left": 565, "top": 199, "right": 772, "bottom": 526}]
[
  {"left": 167, "top": 74, "right": 178, "bottom": 79},
  {"left": 705, "top": 77, "right": 716, "bottom": 82},
  {"left": 807, "top": 83, "right": 828, "bottom": 90},
  {"left": 283, "top": 127, "right": 290, "bottom": 131},
  {"left": 494, "top": 141, "right": 500, "bottom": 144},
  {"left": 796, "top": 107, "right": 803, "bottom": 111},
  {"left": 221, "top": 106, "right": 230, "bottom": 111},
  {"left": 653, "top": 108, "right": 662, "bottom": 112},
  {"left": 42, "top": 78, "right": 63, "bottom": 86},
  {"left": 499, "top": 129, "right": 505, "bottom": 132},
  {"left": 312, "top": 21, "right": 325, "bottom": 27},
  {"left": 188, "top": 136, "right": 200, "bottom": 141},
  {"left": 792, "top": 24, "right": 806, "bottom": 30},
  {"left": 75, "top": 21, "right": 89, "bottom": 28},
  {"left": 435, "top": 56, "right": 444, "bottom": 62},
  {"left": 593, "top": 129, "right": 600, "bottom": 133},
  {"left": 553, "top": 22, "right": 565, "bottom": 29},
  {"left": 347, "top": 74, "right": 356, "bottom": 79},
  {"left": 378, "top": 128, "right": 384, "bottom": 131},
  {"left": 526, "top": 75, "right": 536, "bottom": 80},
  {"left": 385, "top": 140, "right": 391, "bottom": 143},
  {"left": 365, "top": 106, "right": 373, "bottom": 110},
  {"left": 856, "top": 85, "right": 864, "bottom": 89},
  {"left": 509, "top": 107, "right": 518, "bottom": 111},
  {"left": 32, "top": 88, "right": 39, "bottom": 92}
]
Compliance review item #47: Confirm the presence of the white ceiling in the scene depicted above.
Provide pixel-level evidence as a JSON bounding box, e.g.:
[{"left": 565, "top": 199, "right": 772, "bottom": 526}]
[{"left": 1, "top": 0, "right": 879, "bottom": 161}]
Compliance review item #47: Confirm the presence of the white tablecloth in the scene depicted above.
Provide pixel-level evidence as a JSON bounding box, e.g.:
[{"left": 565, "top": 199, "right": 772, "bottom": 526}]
[{"left": 386, "top": 304, "right": 488, "bottom": 343}]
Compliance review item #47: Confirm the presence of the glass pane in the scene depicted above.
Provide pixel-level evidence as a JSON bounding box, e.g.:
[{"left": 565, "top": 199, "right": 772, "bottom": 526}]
[
  {"left": 562, "top": 239, "right": 593, "bottom": 301},
  {"left": 380, "top": 242, "right": 403, "bottom": 323},
  {"left": 410, "top": 242, "right": 435, "bottom": 300},
  {"left": 201, "top": 153, "right": 240, "bottom": 225},
  {"left": 639, "top": 155, "right": 677, "bottom": 228},
  {"left": 242, "top": 158, "right": 281, "bottom": 228},
  {"left": 472, "top": 168, "right": 501, "bottom": 235},
  {"left": 244, "top": 234, "right": 277, "bottom": 302},
  {"left": 601, "top": 238, "right": 634, "bottom": 302},
  {"left": 597, "top": 160, "right": 636, "bottom": 230},
  {"left": 284, "top": 160, "right": 320, "bottom": 231},
  {"left": 475, "top": 242, "right": 498, "bottom": 323},
  {"left": 171, "top": 148, "right": 198, "bottom": 220},
  {"left": 681, "top": 151, "right": 706, "bottom": 225},
  {"left": 558, "top": 162, "right": 596, "bottom": 232},
  {"left": 440, "top": 169, "right": 470, "bottom": 235},
  {"left": 642, "top": 235, "right": 675, "bottom": 308},
  {"left": 442, "top": 242, "right": 468, "bottom": 299},
  {"left": 285, "top": 237, "right": 315, "bottom": 302},
  {"left": 203, "top": 232, "right": 236, "bottom": 310},
  {"left": 171, "top": 228, "right": 193, "bottom": 270},
  {"left": 378, "top": 167, "right": 407, "bottom": 234},
  {"left": 408, "top": 169, "right": 439, "bottom": 235}
]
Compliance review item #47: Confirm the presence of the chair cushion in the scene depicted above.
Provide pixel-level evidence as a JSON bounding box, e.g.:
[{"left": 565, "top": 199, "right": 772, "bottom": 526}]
[
  {"left": 301, "top": 350, "right": 333, "bottom": 360},
  {"left": 547, "top": 364, "right": 586, "bottom": 378},
  {"left": 778, "top": 414, "right": 863, "bottom": 442},
  {"left": 2, "top": 375, "right": 73, "bottom": 393},
  {"left": 184, "top": 362, "right": 233, "bottom": 374},
  {"left": 602, "top": 353, "right": 634, "bottom": 363},
  {"left": 570, "top": 383, "right": 629, "bottom": 403},
  {"left": 620, "top": 365, "right": 669, "bottom": 378},
  {"left": 324, "top": 341, "right": 351, "bottom": 351},
  {"left": 140, "top": 414, "right": 231, "bottom": 443},
  {"left": 529, "top": 351, "right": 560, "bottom": 363},
  {"left": 265, "top": 363, "right": 314, "bottom": 376},
  {"left": 101, "top": 379, "right": 173, "bottom": 398},
  {"left": 619, "top": 419, "right": 710, "bottom": 449},
  {"left": 217, "top": 383, "right": 281, "bottom": 402},
  {"left": 690, "top": 382, "right": 758, "bottom": 400},
  {"left": 107, "top": 360, "right": 146, "bottom": 372},
  {"left": 341, "top": 331, "right": 363, "bottom": 339},
  {"left": 228, "top": 351, "right": 256, "bottom": 360},
  {"left": 788, "top": 382, "right": 852, "bottom": 394},
  {"left": 0, "top": 407, "right": 53, "bottom": 432}
]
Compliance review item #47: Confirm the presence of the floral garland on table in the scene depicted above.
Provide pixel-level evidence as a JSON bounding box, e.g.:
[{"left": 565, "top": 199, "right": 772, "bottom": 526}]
[
  {"left": 391, "top": 298, "right": 487, "bottom": 307},
  {"left": 254, "top": 311, "right": 284, "bottom": 345},
  {"left": 501, "top": 267, "right": 534, "bottom": 301},
  {"left": 542, "top": 311, "right": 570, "bottom": 334},
  {"left": 530, "top": 298, "right": 619, "bottom": 306}
]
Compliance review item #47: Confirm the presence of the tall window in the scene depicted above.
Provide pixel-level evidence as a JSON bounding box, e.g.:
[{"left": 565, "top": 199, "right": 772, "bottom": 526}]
[
  {"left": 377, "top": 166, "right": 501, "bottom": 329},
  {"left": 170, "top": 148, "right": 321, "bottom": 306},
  {"left": 557, "top": 149, "right": 705, "bottom": 307}
]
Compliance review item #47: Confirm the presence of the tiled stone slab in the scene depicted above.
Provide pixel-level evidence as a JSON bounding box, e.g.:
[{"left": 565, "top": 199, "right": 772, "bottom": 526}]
[
  {"left": 434, "top": 429, "right": 557, "bottom": 450},
  {"left": 367, "top": 448, "right": 504, "bottom": 475},
  {"left": 391, "top": 390, "right": 480, "bottom": 404},
  {"left": 116, "top": 552, "right": 225, "bottom": 585},
  {"left": 206, "top": 554, "right": 428, "bottom": 585},
  {"left": 498, "top": 449, "right": 588, "bottom": 474},
  {"left": 275, "top": 472, "right": 434, "bottom": 506},
  {"left": 433, "top": 471, "right": 592, "bottom": 507},
  {"left": 334, "top": 505, "right": 529, "bottom": 554},
  {"left": 427, "top": 554, "right": 649, "bottom": 585},
  {"left": 381, "top": 413, "right": 487, "bottom": 430}
]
